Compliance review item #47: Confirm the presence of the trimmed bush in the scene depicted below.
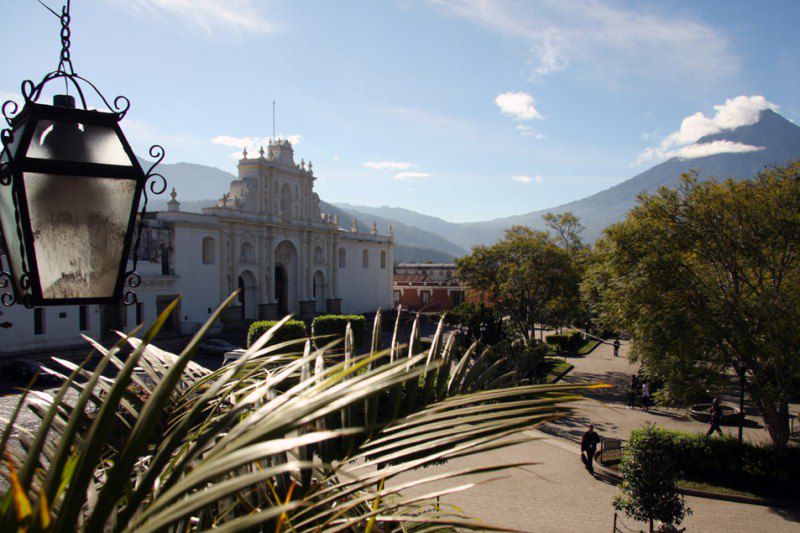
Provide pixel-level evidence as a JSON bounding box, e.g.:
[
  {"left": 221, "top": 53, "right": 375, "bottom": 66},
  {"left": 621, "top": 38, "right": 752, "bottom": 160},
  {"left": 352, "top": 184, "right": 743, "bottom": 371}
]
[
  {"left": 312, "top": 314, "right": 366, "bottom": 349},
  {"left": 626, "top": 426, "right": 800, "bottom": 499},
  {"left": 247, "top": 319, "right": 307, "bottom": 350},
  {"left": 545, "top": 331, "right": 584, "bottom": 353}
]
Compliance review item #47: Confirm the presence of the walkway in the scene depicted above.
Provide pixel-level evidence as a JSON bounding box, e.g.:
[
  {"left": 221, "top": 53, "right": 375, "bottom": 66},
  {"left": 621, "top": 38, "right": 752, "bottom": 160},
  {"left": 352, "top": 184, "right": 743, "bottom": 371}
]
[{"left": 391, "top": 340, "right": 800, "bottom": 532}]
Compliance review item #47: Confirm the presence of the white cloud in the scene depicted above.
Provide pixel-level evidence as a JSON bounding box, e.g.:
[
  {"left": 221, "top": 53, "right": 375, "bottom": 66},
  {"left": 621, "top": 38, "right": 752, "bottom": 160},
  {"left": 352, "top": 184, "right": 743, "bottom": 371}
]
[
  {"left": 394, "top": 171, "right": 431, "bottom": 180},
  {"left": 637, "top": 95, "right": 777, "bottom": 164},
  {"left": 212, "top": 133, "right": 302, "bottom": 159},
  {"left": 516, "top": 124, "right": 545, "bottom": 139},
  {"left": 109, "top": 0, "right": 278, "bottom": 36},
  {"left": 285, "top": 134, "right": 303, "bottom": 146},
  {"left": 495, "top": 92, "right": 543, "bottom": 121},
  {"left": 430, "top": 0, "right": 738, "bottom": 88},
  {"left": 333, "top": 155, "right": 341, "bottom": 161},
  {"left": 511, "top": 174, "right": 542, "bottom": 184},
  {"left": 363, "top": 161, "right": 414, "bottom": 170},
  {"left": 673, "top": 141, "right": 764, "bottom": 160}
]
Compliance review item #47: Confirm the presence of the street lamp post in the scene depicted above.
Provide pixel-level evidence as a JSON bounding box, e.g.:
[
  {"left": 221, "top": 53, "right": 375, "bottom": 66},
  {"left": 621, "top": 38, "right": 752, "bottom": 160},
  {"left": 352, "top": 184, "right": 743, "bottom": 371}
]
[
  {"left": 0, "top": 1, "right": 164, "bottom": 308},
  {"left": 738, "top": 361, "right": 746, "bottom": 446}
]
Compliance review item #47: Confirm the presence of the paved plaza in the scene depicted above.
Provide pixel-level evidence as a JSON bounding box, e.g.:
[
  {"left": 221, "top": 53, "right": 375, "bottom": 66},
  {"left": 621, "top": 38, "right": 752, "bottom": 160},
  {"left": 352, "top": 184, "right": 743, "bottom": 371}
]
[{"left": 391, "top": 340, "right": 800, "bottom": 532}]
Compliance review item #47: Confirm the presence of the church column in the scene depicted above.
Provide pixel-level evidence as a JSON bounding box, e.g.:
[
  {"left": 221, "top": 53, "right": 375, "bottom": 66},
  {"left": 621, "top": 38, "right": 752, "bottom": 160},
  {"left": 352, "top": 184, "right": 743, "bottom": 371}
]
[
  {"left": 267, "top": 169, "right": 275, "bottom": 217},
  {"left": 219, "top": 228, "right": 229, "bottom": 300},
  {"left": 230, "top": 232, "right": 239, "bottom": 297},
  {"left": 297, "top": 232, "right": 306, "bottom": 301},
  {"left": 267, "top": 228, "right": 275, "bottom": 302},
  {"left": 257, "top": 233, "right": 266, "bottom": 304},
  {"left": 305, "top": 231, "right": 313, "bottom": 298},
  {"left": 332, "top": 234, "right": 339, "bottom": 297}
]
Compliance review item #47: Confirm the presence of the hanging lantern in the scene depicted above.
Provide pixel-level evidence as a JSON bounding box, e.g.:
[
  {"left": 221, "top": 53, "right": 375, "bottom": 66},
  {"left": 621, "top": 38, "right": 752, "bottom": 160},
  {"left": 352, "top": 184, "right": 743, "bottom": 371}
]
[{"left": 0, "top": 1, "right": 164, "bottom": 307}]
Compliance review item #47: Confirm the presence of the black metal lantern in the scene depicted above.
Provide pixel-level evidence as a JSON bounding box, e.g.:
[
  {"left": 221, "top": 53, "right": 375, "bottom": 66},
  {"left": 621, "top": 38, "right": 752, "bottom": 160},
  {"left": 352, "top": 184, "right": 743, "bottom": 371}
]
[{"left": 0, "top": 1, "right": 164, "bottom": 307}]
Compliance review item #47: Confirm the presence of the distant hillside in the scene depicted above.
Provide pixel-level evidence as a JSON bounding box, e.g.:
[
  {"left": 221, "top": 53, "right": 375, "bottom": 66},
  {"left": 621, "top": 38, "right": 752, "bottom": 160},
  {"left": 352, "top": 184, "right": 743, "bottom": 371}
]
[
  {"left": 136, "top": 158, "right": 237, "bottom": 203},
  {"left": 320, "top": 201, "right": 463, "bottom": 261},
  {"left": 474, "top": 109, "right": 800, "bottom": 242},
  {"left": 348, "top": 109, "right": 800, "bottom": 246}
]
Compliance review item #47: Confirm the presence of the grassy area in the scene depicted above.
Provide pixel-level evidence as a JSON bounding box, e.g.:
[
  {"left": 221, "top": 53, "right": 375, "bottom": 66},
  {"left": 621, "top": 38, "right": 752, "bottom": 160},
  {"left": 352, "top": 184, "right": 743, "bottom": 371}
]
[
  {"left": 678, "top": 479, "right": 760, "bottom": 498},
  {"left": 575, "top": 339, "right": 601, "bottom": 355},
  {"left": 544, "top": 339, "right": 601, "bottom": 356},
  {"left": 546, "top": 360, "right": 572, "bottom": 383}
]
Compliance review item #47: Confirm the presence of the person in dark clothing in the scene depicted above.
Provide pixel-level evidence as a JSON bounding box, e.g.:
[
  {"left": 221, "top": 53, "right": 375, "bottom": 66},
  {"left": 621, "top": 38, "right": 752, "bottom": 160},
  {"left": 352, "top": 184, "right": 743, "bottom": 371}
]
[
  {"left": 581, "top": 424, "right": 601, "bottom": 475},
  {"left": 613, "top": 339, "right": 621, "bottom": 357},
  {"left": 627, "top": 375, "right": 638, "bottom": 409},
  {"left": 706, "top": 398, "right": 723, "bottom": 436}
]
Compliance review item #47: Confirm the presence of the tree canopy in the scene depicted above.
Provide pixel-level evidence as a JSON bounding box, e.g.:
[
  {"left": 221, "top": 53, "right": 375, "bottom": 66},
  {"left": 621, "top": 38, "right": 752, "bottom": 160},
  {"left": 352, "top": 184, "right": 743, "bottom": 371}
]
[
  {"left": 583, "top": 161, "right": 800, "bottom": 447},
  {"left": 456, "top": 225, "right": 580, "bottom": 344}
]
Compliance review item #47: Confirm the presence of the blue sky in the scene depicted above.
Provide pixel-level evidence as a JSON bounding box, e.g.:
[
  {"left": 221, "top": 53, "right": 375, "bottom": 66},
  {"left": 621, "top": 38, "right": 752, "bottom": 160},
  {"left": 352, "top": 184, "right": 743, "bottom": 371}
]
[{"left": 2, "top": 0, "right": 799, "bottom": 222}]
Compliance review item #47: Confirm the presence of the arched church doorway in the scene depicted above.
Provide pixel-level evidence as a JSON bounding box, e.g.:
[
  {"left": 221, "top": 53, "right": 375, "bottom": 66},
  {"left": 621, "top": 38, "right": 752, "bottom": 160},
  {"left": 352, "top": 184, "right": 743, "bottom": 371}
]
[
  {"left": 313, "top": 270, "right": 326, "bottom": 313},
  {"left": 274, "top": 240, "right": 299, "bottom": 315},
  {"left": 275, "top": 265, "right": 287, "bottom": 316},
  {"left": 238, "top": 270, "right": 258, "bottom": 320}
]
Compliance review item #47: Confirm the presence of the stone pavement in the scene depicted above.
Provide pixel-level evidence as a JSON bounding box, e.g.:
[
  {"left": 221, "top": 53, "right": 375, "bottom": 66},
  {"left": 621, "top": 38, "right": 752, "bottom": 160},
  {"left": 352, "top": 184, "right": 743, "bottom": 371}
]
[{"left": 388, "top": 340, "right": 800, "bottom": 532}]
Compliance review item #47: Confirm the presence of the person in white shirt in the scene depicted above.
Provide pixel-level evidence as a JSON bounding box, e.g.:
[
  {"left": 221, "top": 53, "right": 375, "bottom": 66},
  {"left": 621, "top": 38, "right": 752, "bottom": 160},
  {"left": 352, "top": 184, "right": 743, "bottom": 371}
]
[{"left": 641, "top": 381, "right": 651, "bottom": 411}]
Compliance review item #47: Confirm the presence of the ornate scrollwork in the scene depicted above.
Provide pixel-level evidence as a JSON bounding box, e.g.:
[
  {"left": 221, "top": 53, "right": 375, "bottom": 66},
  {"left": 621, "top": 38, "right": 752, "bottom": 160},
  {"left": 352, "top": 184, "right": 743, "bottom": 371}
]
[
  {"left": 124, "top": 144, "right": 167, "bottom": 304},
  {"left": 0, "top": 272, "right": 15, "bottom": 306},
  {"left": 122, "top": 271, "right": 141, "bottom": 306}
]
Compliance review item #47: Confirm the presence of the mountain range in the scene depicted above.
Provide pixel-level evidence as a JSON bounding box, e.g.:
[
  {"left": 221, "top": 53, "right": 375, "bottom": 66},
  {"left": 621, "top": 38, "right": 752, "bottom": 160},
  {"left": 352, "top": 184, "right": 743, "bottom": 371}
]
[{"left": 148, "top": 109, "right": 800, "bottom": 261}]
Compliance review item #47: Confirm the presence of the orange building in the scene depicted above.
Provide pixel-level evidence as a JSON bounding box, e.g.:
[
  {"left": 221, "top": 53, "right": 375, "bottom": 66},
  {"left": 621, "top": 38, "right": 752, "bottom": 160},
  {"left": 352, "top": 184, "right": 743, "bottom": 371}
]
[{"left": 392, "top": 263, "right": 465, "bottom": 311}]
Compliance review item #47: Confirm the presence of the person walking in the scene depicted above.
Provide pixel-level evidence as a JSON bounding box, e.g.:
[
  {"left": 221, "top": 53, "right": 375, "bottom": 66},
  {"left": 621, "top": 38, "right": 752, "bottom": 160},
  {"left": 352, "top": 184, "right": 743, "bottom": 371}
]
[
  {"left": 706, "top": 398, "right": 723, "bottom": 436},
  {"left": 641, "top": 380, "right": 651, "bottom": 411},
  {"left": 613, "top": 338, "right": 621, "bottom": 357},
  {"left": 580, "top": 424, "right": 601, "bottom": 475},
  {"left": 627, "top": 375, "right": 638, "bottom": 409}
]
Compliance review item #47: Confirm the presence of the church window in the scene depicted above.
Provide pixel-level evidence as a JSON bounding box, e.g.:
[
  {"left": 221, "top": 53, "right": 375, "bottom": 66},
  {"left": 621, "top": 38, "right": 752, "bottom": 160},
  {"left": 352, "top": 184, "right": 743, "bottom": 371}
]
[
  {"left": 314, "top": 246, "right": 324, "bottom": 265},
  {"left": 339, "top": 248, "right": 346, "bottom": 268},
  {"left": 362, "top": 249, "right": 369, "bottom": 268},
  {"left": 241, "top": 241, "right": 255, "bottom": 263},
  {"left": 202, "top": 236, "right": 215, "bottom": 264},
  {"left": 393, "top": 290, "right": 400, "bottom": 303},
  {"left": 281, "top": 184, "right": 292, "bottom": 221},
  {"left": 161, "top": 248, "right": 170, "bottom": 275},
  {"left": 380, "top": 250, "right": 386, "bottom": 269},
  {"left": 421, "top": 291, "right": 431, "bottom": 304}
]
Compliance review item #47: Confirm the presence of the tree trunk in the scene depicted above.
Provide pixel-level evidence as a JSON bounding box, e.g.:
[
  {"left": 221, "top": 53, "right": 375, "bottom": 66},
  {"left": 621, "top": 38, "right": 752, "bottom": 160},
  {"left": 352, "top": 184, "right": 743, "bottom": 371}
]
[
  {"left": 649, "top": 516, "right": 654, "bottom": 533},
  {"left": 749, "top": 379, "right": 790, "bottom": 448}
]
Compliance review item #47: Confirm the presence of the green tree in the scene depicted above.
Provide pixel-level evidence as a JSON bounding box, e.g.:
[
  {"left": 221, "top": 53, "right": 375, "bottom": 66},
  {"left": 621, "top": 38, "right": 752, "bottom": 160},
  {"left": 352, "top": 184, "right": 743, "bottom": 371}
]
[
  {"left": 613, "top": 424, "right": 691, "bottom": 532},
  {"left": 543, "top": 211, "right": 585, "bottom": 251},
  {"left": 456, "top": 225, "right": 580, "bottom": 345},
  {"left": 584, "top": 162, "right": 800, "bottom": 447}
]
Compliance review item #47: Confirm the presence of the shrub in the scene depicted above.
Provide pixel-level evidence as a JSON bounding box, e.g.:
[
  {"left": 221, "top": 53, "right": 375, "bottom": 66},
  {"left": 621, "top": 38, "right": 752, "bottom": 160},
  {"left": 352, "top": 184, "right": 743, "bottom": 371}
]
[
  {"left": 247, "top": 319, "right": 307, "bottom": 350},
  {"left": 545, "top": 330, "right": 584, "bottom": 353},
  {"left": 444, "top": 303, "right": 506, "bottom": 346},
  {"left": 312, "top": 314, "right": 366, "bottom": 349},
  {"left": 614, "top": 424, "right": 691, "bottom": 531},
  {"left": 626, "top": 426, "right": 800, "bottom": 498}
]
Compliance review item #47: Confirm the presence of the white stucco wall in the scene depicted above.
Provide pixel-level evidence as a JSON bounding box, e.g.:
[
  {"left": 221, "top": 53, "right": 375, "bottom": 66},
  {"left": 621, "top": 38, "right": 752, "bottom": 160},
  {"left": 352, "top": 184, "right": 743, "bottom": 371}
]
[
  {"left": 0, "top": 303, "right": 102, "bottom": 355},
  {"left": 336, "top": 238, "right": 393, "bottom": 314}
]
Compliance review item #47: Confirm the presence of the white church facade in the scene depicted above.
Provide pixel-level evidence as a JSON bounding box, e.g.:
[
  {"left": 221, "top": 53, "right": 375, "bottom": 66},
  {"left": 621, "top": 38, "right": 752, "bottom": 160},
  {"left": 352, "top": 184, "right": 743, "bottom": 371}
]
[{"left": 0, "top": 140, "right": 394, "bottom": 356}]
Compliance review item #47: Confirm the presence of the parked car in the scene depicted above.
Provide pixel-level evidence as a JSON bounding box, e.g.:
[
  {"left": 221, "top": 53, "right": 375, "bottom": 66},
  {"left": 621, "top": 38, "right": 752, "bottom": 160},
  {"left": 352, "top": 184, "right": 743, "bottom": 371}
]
[
  {"left": 198, "top": 339, "right": 239, "bottom": 355},
  {"left": 0, "top": 360, "right": 61, "bottom": 386},
  {"left": 222, "top": 349, "right": 246, "bottom": 366}
]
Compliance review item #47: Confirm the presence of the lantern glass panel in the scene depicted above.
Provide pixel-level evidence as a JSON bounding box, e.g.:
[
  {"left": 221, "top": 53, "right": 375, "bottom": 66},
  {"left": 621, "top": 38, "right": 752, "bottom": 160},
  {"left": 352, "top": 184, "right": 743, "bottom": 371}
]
[
  {"left": 27, "top": 119, "right": 132, "bottom": 166},
  {"left": 0, "top": 180, "right": 26, "bottom": 296},
  {"left": 23, "top": 172, "right": 136, "bottom": 299}
]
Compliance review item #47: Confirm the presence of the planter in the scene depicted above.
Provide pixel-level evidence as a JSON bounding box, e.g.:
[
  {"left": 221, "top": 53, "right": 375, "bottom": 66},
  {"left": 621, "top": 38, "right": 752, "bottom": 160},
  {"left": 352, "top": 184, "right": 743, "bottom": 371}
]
[{"left": 687, "top": 403, "right": 742, "bottom": 425}]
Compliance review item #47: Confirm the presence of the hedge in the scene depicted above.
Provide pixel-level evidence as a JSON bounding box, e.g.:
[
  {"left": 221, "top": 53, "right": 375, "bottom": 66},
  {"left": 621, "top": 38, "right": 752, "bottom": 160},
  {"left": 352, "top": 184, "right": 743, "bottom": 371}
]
[
  {"left": 312, "top": 315, "right": 366, "bottom": 349},
  {"left": 246, "top": 319, "right": 307, "bottom": 351},
  {"left": 545, "top": 331, "right": 584, "bottom": 353},
  {"left": 627, "top": 426, "right": 800, "bottom": 498}
]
